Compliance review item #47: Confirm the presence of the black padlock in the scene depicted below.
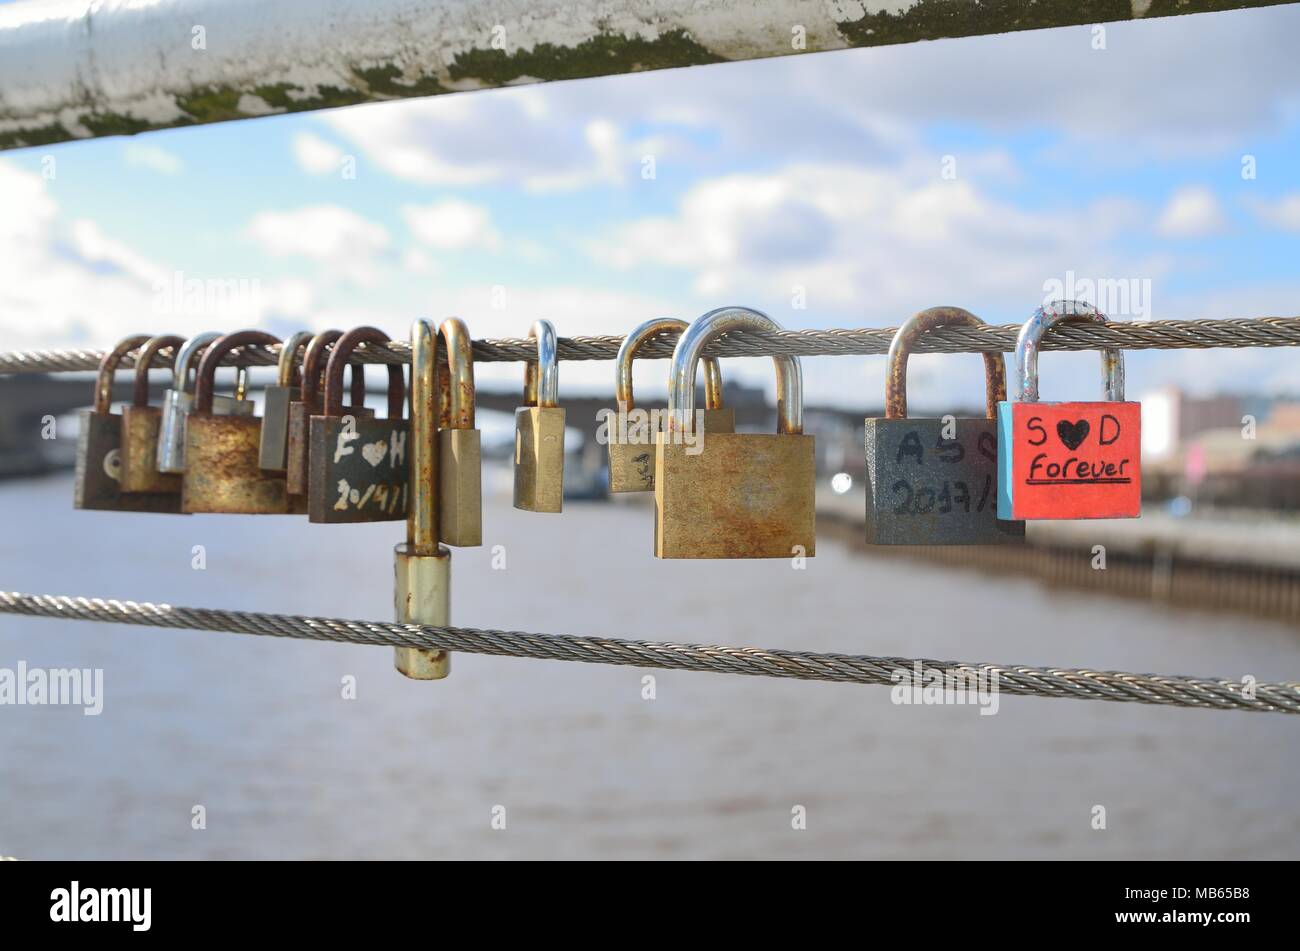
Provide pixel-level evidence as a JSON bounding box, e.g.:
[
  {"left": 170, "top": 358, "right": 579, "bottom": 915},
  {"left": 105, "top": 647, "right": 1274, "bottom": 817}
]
[{"left": 307, "top": 326, "right": 409, "bottom": 523}]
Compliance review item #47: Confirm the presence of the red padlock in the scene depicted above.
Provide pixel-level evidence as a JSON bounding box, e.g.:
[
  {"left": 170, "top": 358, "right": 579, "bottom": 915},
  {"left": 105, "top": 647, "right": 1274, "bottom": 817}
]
[{"left": 997, "top": 301, "right": 1141, "bottom": 520}]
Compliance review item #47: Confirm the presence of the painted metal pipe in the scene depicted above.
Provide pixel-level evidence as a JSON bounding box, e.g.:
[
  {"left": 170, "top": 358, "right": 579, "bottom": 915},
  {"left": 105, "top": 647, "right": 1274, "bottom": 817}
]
[{"left": 2, "top": 0, "right": 1296, "bottom": 151}]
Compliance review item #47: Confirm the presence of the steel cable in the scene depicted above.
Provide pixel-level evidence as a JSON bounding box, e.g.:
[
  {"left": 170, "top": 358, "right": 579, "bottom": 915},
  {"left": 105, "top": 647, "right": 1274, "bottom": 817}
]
[
  {"left": 1, "top": 592, "right": 1296, "bottom": 714},
  {"left": 5, "top": 316, "right": 1300, "bottom": 373}
]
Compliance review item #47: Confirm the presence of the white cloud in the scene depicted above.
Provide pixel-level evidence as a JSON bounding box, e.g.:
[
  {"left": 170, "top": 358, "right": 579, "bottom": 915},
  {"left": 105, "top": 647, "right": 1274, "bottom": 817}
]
[
  {"left": 403, "top": 199, "right": 500, "bottom": 251},
  {"left": 1253, "top": 192, "right": 1300, "bottom": 231},
  {"left": 245, "top": 204, "right": 391, "bottom": 284},
  {"left": 123, "top": 142, "right": 182, "bottom": 175},
  {"left": 589, "top": 161, "right": 1156, "bottom": 321},
  {"left": 320, "top": 94, "right": 644, "bottom": 191},
  {"left": 1156, "top": 186, "right": 1227, "bottom": 238},
  {"left": 293, "top": 132, "right": 345, "bottom": 175}
]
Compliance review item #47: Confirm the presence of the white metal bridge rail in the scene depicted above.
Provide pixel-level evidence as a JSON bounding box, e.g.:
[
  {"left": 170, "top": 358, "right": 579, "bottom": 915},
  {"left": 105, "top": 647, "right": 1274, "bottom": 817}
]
[{"left": 2, "top": 0, "right": 1298, "bottom": 151}]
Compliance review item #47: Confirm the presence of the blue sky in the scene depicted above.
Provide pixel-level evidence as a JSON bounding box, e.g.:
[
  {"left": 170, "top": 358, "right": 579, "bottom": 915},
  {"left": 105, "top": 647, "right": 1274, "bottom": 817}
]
[{"left": 2, "top": 5, "right": 1299, "bottom": 410}]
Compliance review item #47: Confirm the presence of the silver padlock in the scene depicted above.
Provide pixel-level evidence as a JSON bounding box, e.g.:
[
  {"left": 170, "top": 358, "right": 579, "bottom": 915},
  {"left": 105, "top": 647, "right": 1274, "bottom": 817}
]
[{"left": 156, "top": 331, "right": 254, "bottom": 474}]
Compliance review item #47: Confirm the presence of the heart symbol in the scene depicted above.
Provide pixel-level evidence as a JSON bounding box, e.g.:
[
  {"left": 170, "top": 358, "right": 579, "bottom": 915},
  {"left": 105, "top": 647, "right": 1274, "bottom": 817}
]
[
  {"left": 361, "top": 440, "right": 388, "bottom": 467},
  {"left": 1056, "top": 419, "right": 1090, "bottom": 451}
]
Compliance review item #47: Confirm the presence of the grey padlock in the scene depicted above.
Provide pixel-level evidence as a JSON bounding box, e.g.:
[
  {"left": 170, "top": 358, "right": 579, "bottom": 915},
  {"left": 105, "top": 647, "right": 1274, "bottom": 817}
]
[
  {"left": 156, "top": 332, "right": 254, "bottom": 474},
  {"left": 864, "top": 307, "right": 1025, "bottom": 546}
]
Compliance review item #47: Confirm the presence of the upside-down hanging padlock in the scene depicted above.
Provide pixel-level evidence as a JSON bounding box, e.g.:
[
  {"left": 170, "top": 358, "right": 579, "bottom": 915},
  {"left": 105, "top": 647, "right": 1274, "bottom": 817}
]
[
  {"left": 654, "top": 306, "right": 816, "bottom": 559},
  {"left": 394, "top": 318, "right": 452, "bottom": 680},
  {"left": 286, "top": 329, "right": 371, "bottom": 497},
  {"left": 155, "top": 332, "right": 253, "bottom": 475},
  {"left": 513, "top": 320, "right": 565, "bottom": 513},
  {"left": 120, "top": 333, "right": 185, "bottom": 495},
  {"left": 606, "top": 317, "right": 734, "bottom": 493},
  {"left": 182, "top": 330, "right": 292, "bottom": 514},
  {"left": 307, "top": 326, "right": 409, "bottom": 523},
  {"left": 258, "top": 331, "right": 313, "bottom": 472},
  {"left": 436, "top": 317, "right": 482, "bottom": 546},
  {"left": 75, "top": 335, "right": 183, "bottom": 513},
  {"left": 997, "top": 301, "right": 1142, "bottom": 520},
  {"left": 864, "top": 307, "right": 1024, "bottom": 545}
]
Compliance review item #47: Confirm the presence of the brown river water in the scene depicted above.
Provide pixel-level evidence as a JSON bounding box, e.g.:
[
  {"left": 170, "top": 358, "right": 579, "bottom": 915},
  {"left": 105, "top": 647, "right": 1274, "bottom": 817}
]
[{"left": 0, "top": 471, "right": 1297, "bottom": 859}]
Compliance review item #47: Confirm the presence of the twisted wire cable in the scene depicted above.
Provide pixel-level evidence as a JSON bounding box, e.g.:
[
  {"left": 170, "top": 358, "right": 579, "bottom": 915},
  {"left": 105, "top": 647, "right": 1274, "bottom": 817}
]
[
  {"left": 1, "top": 592, "right": 1295, "bottom": 714},
  {"left": 4, "top": 316, "right": 1300, "bottom": 373}
]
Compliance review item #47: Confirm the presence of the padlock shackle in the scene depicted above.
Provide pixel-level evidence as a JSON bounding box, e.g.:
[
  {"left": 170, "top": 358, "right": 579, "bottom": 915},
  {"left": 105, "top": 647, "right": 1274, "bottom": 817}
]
[
  {"left": 409, "top": 319, "right": 439, "bottom": 554},
  {"left": 170, "top": 332, "right": 222, "bottom": 392},
  {"left": 323, "top": 326, "right": 405, "bottom": 419},
  {"left": 301, "top": 330, "right": 368, "bottom": 412},
  {"left": 131, "top": 334, "right": 185, "bottom": 408},
  {"left": 885, "top": 307, "right": 1006, "bottom": 420},
  {"left": 522, "top": 320, "right": 559, "bottom": 409},
  {"left": 1015, "top": 300, "right": 1125, "bottom": 403},
  {"left": 94, "top": 334, "right": 152, "bottom": 415},
  {"left": 439, "top": 317, "right": 475, "bottom": 430},
  {"left": 615, "top": 317, "right": 725, "bottom": 412},
  {"left": 193, "top": 330, "right": 281, "bottom": 415},
  {"left": 276, "top": 331, "right": 314, "bottom": 388},
  {"left": 667, "top": 307, "right": 802, "bottom": 435}
]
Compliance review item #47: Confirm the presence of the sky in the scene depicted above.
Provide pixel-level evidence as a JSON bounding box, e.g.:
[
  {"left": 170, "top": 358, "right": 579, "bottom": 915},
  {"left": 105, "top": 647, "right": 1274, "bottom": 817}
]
[{"left": 2, "top": 5, "right": 1300, "bottom": 412}]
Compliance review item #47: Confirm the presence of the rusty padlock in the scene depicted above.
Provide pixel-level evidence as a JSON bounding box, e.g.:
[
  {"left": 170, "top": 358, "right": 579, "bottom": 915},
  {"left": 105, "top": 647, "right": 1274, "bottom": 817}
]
[
  {"left": 513, "top": 320, "right": 566, "bottom": 513},
  {"left": 75, "top": 335, "right": 183, "bottom": 513},
  {"left": 864, "top": 307, "right": 1024, "bottom": 545},
  {"left": 155, "top": 332, "right": 253, "bottom": 475},
  {"left": 120, "top": 333, "right": 185, "bottom": 495},
  {"left": 285, "top": 329, "right": 371, "bottom": 497},
  {"left": 654, "top": 307, "right": 816, "bottom": 559},
  {"left": 258, "top": 331, "right": 313, "bottom": 472},
  {"left": 394, "top": 318, "right": 452, "bottom": 680},
  {"left": 997, "top": 301, "right": 1142, "bottom": 520},
  {"left": 607, "top": 316, "right": 733, "bottom": 493},
  {"left": 307, "top": 326, "right": 409, "bottom": 523},
  {"left": 436, "top": 317, "right": 482, "bottom": 546},
  {"left": 181, "top": 330, "right": 291, "bottom": 514}
]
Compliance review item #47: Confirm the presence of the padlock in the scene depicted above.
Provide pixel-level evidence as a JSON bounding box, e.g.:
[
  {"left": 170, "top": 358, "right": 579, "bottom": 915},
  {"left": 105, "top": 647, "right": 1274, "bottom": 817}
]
[
  {"left": 285, "top": 329, "right": 371, "bottom": 497},
  {"left": 435, "top": 317, "right": 482, "bottom": 546},
  {"left": 654, "top": 306, "right": 816, "bottom": 559},
  {"left": 181, "top": 330, "right": 291, "bottom": 514},
  {"left": 513, "top": 319, "right": 566, "bottom": 513},
  {"left": 156, "top": 331, "right": 254, "bottom": 474},
  {"left": 607, "top": 317, "right": 734, "bottom": 493},
  {"left": 394, "top": 317, "right": 452, "bottom": 680},
  {"left": 864, "top": 307, "right": 1025, "bottom": 545},
  {"left": 74, "top": 334, "right": 184, "bottom": 513},
  {"left": 258, "top": 330, "right": 313, "bottom": 472},
  {"left": 120, "top": 333, "right": 185, "bottom": 495},
  {"left": 307, "top": 326, "right": 409, "bottom": 523},
  {"left": 997, "top": 301, "right": 1141, "bottom": 520}
]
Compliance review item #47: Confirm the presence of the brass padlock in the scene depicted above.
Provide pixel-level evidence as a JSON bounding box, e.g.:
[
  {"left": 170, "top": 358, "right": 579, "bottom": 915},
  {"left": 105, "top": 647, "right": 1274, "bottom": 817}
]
[
  {"left": 513, "top": 319, "right": 565, "bottom": 513},
  {"left": 181, "top": 330, "right": 291, "bottom": 514},
  {"left": 436, "top": 317, "right": 482, "bottom": 546},
  {"left": 394, "top": 318, "right": 452, "bottom": 681},
  {"left": 120, "top": 333, "right": 184, "bottom": 495},
  {"left": 607, "top": 316, "right": 733, "bottom": 493},
  {"left": 155, "top": 332, "right": 253, "bottom": 474},
  {"left": 307, "top": 326, "right": 409, "bottom": 523},
  {"left": 75, "top": 335, "right": 183, "bottom": 513},
  {"left": 286, "top": 329, "right": 371, "bottom": 498},
  {"left": 654, "top": 306, "right": 816, "bottom": 559},
  {"left": 258, "top": 330, "right": 313, "bottom": 472}
]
